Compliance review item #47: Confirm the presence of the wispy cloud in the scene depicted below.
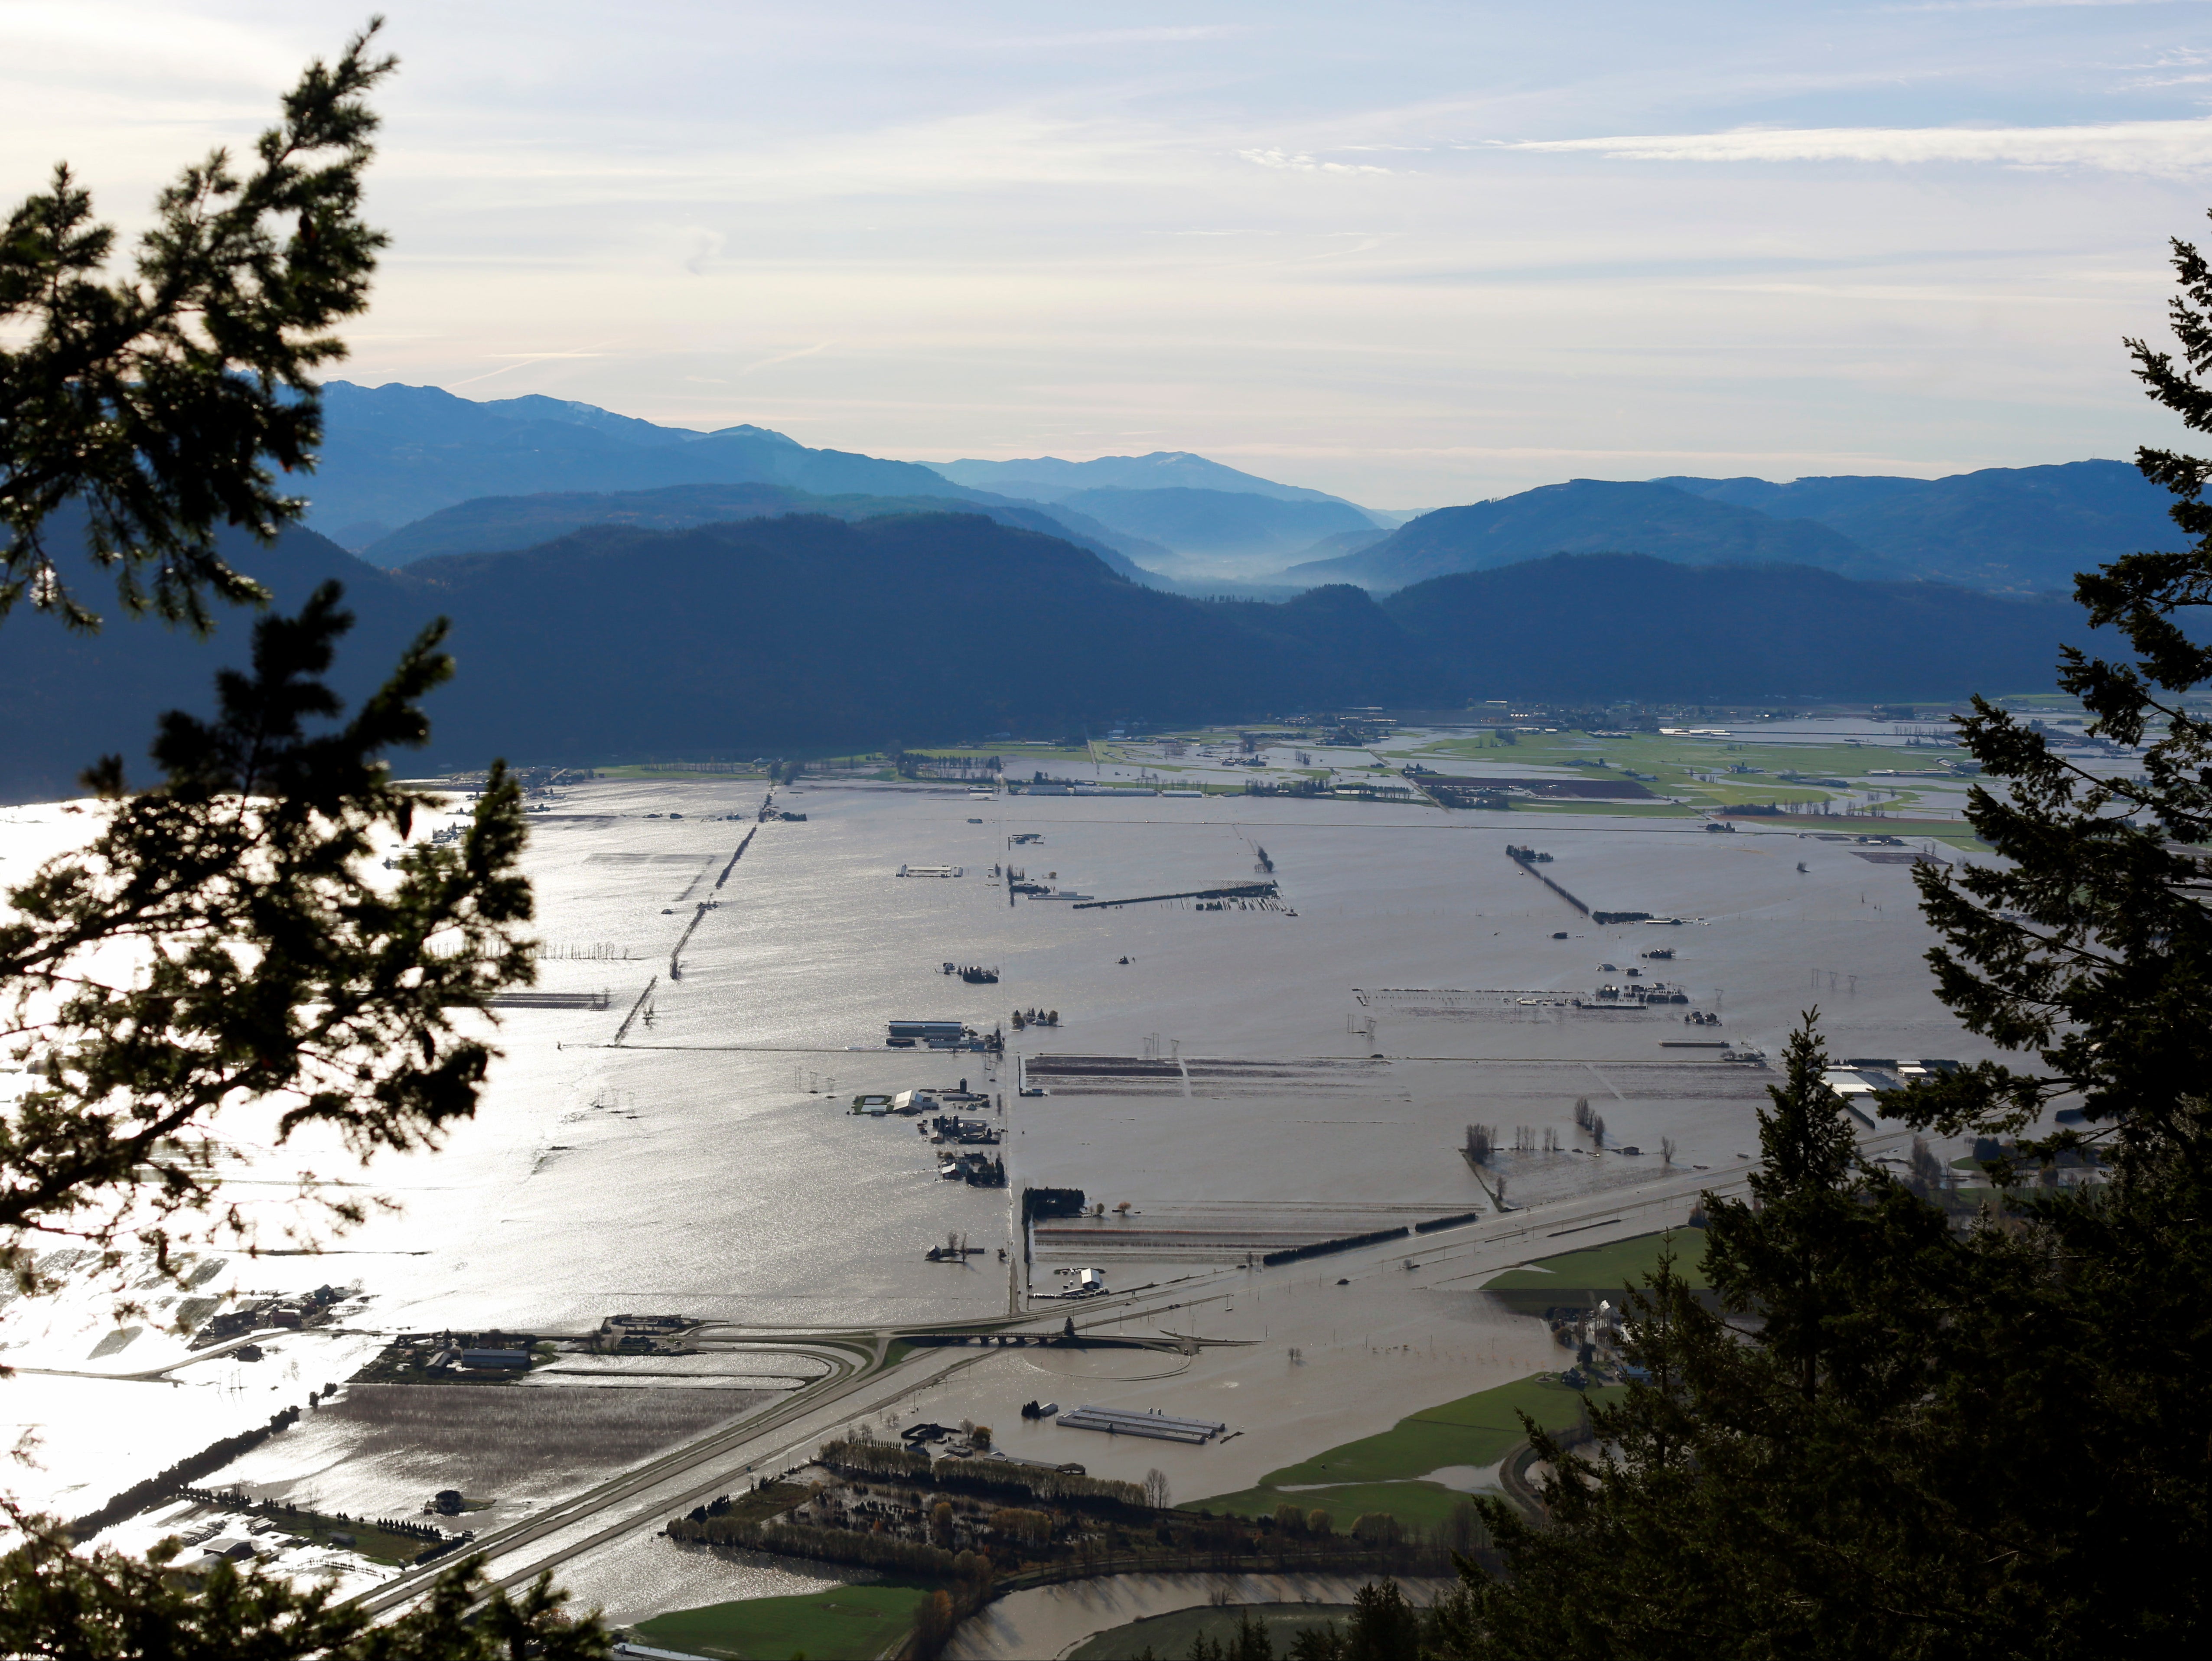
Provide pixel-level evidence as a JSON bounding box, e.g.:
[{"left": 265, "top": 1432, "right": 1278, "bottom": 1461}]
[
  {"left": 388, "top": 107, "right": 1185, "bottom": 205},
  {"left": 2122, "top": 46, "right": 2212, "bottom": 86},
  {"left": 1500, "top": 117, "right": 2212, "bottom": 177},
  {"left": 1239, "top": 148, "right": 1393, "bottom": 175},
  {"left": 739, "top": 341, "right": 833, "bottom": 376},
  {"left": 1886, "top": 0, "right": 2209, "bottom": 12},
  {"left": 989, "top": 25, "right": 1245, "bottom": 47},
  {"left": 447, "top": 351, "right": 610, "bottom": 389}
]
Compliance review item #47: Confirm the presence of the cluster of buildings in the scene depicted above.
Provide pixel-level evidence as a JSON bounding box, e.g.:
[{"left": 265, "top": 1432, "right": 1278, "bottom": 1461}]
[
  {"left": 886, "top": 1019, "right": 1000, "bottom": 1052},
  {"left": 851, "top": 1084, "right": 992, "bottom": 1117},
  {"left": 596, "top": 1313, "right": 695, "bottom": 1355},
  {"left": 190, "top": 1284, "right": 346, "bottom": 1350},
  {"left": 848, "top": 1085, "right": 1007, "bottom": 1187},
  {"left": 1555, "top": 1300, "right": 1648, "bottom": 1391}
]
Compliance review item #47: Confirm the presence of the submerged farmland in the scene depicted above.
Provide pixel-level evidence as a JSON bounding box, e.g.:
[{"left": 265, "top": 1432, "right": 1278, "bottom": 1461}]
[{"left": 0, "top": 717, "right": 2031, "bottom": 1633}]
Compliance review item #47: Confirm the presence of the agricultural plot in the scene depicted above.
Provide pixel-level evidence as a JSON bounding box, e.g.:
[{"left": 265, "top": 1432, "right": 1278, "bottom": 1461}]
[
  {"left": 208, "top": 1382, "right": 781, "bottom": 1524},
  {"left": 1392, "top": 728, "right": 1978, "bottom": 824}
]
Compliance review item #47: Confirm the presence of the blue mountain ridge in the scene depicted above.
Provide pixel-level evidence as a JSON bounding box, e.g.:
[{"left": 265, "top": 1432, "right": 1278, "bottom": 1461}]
[
  {"left": 307, "top": 384, "right": 2176, "bottom": 596},
  {"left": 1295, "top": 461, "right": 2177, "bottom": 595},
  {"left": 924, "top": 451, "right": 1373, "bottom": 511},
  {"left": 306, "top": 384, "right": 1362, "bottom": 579},
  {"left": 1, "top": 523, "right": 2106, "bottom": 802}
]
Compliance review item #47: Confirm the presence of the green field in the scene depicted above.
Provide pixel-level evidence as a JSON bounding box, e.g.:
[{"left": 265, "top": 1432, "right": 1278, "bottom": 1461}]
[
  {"left": 1391, "top": 728, "right": 1977, "bottom": 823},
  {"left": 1190, "top": 1373, "right": 1622, "bottom": 1533},
  {"left": 1068, "top": 1602, "right": 1357, "bottom": 1661},
  {"left": 1188, "top": 1238, "right": 1704, "bottom": 1530},
  {"left": 632, "top": 1580, "right": 933, "bottom": 1660},
  {"left": 281, "top": 1509, "right": 451, "bottom": 1567},
  {"left": 1481, "top": 1229, "right": 1709, "bottom": 1295}
]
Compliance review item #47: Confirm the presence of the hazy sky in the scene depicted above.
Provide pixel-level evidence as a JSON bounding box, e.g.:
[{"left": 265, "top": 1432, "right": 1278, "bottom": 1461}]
[{"left": 10, "top": 1, "right": 2212, "bottom": 505}]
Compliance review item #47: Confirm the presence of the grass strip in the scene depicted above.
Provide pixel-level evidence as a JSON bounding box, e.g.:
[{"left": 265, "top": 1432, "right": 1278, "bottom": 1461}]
[
  {"left": 633, "top": 1579, "right": 935, "bottom": 1661},
  {"left": 1480, "top": 1229, "right": 1709, "bottom": 1293},
  {"left": 1188, "top": 1374, "right": 1625, "bottom": 1533}
]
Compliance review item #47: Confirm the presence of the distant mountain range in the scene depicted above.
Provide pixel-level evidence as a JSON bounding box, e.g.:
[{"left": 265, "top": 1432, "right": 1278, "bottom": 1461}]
[
  {"left": 1029, "top": 486, "right": 1378, "bottom": 563},
  {"left": 308, "top": 382, "right": 982, "bottom": 549},
  {"left": 1663, "top": 464, "right": 2175, "bottom": 591},
  {"left": 1286, "top": 480, "right": 1899, "bottom": 587},
  {"left": 1290, "top": 462, "right": 2176, "bottom": 594},
  {"left": 1, "top": 381, "right": 2174, "bottom": 800},
  {"left": 306, "top": 383, "right": 1391, "bottom": 586},
  {"left": 302, "top": 384, "right": 2179, "bottom": 600},
  {"left": 1, "top": 512, "right": 2113, "bottom": 801},
  {"left": 923, "top": 450, "right": 1369, "bottom": 508},
  {"left": 355, "top": 482, "right": 1168, "bottom": 584}
]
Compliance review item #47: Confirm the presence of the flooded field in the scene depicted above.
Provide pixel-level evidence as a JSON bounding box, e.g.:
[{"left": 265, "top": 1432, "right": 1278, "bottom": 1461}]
[{"left": 0, "top": 718, "right": 2019, "bottom": 1623}]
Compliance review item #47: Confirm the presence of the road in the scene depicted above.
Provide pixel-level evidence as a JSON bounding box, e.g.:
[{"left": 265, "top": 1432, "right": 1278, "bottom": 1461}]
[{"left": 352, "top": 1121, "right": 1922, "bottom": 1617}]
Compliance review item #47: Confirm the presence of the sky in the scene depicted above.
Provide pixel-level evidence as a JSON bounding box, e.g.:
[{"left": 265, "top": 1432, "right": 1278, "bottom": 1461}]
[{"left": 8, "top": 1, "right": 2212, "bottom": 507}]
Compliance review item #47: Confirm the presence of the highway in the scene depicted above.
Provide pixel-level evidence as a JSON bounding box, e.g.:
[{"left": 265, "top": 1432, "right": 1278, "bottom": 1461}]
[{"left": 350, "top": 1120, "right": 1922, "bottom": 1617}]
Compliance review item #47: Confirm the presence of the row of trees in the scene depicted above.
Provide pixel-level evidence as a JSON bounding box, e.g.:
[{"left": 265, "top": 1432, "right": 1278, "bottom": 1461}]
[
  {"left": 817, "top": 1436, "right": 1150, "bottom": 1509},
  {"left": 1159, "top": 1582, "right": 1434, "bottom": 1661},
  {"left": 667, "top": 1512, "right": 969, "bottom": 1578}
]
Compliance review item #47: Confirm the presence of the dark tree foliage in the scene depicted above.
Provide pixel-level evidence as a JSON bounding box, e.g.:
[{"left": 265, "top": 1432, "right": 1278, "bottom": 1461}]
[
  {"left": 0, "top": 31, "right": 610, "bottom": 1658},
  {"left": 0, "top": 1517, "right": 606, "bottom": 1659},
  {"left": 1162, "top": 1587, "right": 1429, "bottom": 1661},
  {"left": 1412, "top": 218, "right": 2212, "bottom": 1661},
  {"left": 1903, "top": 223, "right": 2212, "bottom": 1155},
  {"left": 0, "top": 23, "right": 392, "bottom": 629},
  {"left": 0, "top": 586, "right": 534, "bottom": 1294},
  {"left": 1443, "top": 1028, "right": 2026, "bottom": 1658}
]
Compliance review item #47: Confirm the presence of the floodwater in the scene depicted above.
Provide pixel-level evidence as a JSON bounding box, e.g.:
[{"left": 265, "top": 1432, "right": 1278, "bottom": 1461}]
[
  {"left": 0, "top": 722, "right": 2016, "bottom": 1613},
  {"left": 946, "top": 1571, "right": 1457, "bottom": 1661}
]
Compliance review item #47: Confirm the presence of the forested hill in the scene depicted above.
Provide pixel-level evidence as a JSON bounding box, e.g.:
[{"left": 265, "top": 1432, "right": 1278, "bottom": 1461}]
[
  {"left": 3, "top": 528, "right": 427, "bottom": 802},
  {"left": 1663, "top": 460, "right": 2173, "bottom": 590},
  {"left": 307, "top": 381, "right": 986, "bottom": 547},
  {"left": 1292, "top": 479, "right": 1900, "bottom": 588},
  {"left": 387, "top": 515, "right": 1440, "bottom": 766},
  {"left": 0, "top": 516, "right": 2102, "bottom": 801},
  {"left": 1289, "top": 461, "right": 2176, "bottom": 594},
  {"left": 353, "top": 481, "right": 1167, "bottom": 583},
  {"left": 1379, "top": 554, "right": 2087, "bottom": 703}
]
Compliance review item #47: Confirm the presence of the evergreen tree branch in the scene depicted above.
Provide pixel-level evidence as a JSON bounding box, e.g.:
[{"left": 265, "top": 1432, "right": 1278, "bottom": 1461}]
[
  {"left": 0, "top": 583, "right": 534, "bottom": 1295},
  {"left": 0, "top": 21, "right": 395, "bottom": 632}
]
